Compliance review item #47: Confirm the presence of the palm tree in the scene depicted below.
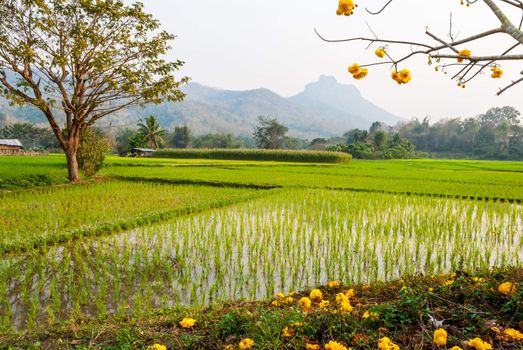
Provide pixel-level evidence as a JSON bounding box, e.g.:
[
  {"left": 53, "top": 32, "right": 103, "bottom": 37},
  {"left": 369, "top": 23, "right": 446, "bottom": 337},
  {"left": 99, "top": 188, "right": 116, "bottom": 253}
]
[{"left": 137, "top": 115, "right": 167, "bottom": 149}]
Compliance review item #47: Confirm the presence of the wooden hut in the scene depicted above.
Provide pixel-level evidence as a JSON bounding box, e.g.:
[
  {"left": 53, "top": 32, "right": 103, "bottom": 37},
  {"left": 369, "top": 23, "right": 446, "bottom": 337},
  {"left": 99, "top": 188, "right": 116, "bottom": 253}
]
[{"left": 0, "top": 139, "right": 24, "bottom": 155}]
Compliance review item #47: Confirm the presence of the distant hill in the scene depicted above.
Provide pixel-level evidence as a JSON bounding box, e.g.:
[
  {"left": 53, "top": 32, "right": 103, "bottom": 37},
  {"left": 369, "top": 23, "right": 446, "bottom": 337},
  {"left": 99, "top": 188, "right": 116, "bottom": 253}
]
[{"left": 0, "top": 75, "right": 403, "bottom": 138}]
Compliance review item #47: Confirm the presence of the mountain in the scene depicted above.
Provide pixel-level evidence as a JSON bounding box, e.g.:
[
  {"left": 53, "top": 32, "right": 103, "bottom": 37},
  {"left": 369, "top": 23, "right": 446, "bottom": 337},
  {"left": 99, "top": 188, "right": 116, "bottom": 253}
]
[{"left": 0, "top": 75, "right": 403, "bottom": 138}]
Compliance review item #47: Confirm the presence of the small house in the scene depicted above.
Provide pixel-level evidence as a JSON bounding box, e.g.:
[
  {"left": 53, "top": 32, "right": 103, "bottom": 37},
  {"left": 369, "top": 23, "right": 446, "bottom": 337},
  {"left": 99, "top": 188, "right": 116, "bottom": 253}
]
[
  {"left": 130, "top": 148, "right": 155, "bottom": 157},
  {"left": 0, "top": 139, "right": 24, "bottom": 155}
]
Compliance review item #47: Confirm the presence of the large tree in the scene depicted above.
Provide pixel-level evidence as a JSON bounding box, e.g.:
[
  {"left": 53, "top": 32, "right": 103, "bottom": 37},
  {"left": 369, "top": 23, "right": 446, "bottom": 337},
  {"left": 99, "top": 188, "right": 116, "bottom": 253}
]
[
  {"left": 320, "top": 0, "right": 523, "bottom": 94},
  {"left": 253, "top": 116, "right": 288, "bottom": 149},
  {"left": 0, "top": 0, "right": 188, "bottom": 181}
]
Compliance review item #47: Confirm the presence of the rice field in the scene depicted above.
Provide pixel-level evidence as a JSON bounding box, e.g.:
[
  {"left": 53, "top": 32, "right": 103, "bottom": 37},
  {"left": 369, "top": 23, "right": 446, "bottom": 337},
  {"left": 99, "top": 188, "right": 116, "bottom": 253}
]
[
  {"left": 0, "top": 181, "right": 262, "bottom": 253},
  {"left": 1, "top": 189, "right": 521, "bottom": 330}
]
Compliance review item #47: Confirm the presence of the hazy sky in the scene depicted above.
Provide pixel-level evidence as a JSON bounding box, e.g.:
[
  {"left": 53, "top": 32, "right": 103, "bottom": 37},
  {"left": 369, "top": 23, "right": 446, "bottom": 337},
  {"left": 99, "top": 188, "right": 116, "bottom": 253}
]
[{"left": 139, "top": 0, "right": 523, "bottom": 121}]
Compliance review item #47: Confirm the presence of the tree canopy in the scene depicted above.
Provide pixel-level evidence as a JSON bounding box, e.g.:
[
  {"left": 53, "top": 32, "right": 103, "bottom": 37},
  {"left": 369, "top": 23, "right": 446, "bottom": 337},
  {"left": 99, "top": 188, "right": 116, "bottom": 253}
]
[{"left": 0, "top": 0, "right": 188, "bottom": 180}]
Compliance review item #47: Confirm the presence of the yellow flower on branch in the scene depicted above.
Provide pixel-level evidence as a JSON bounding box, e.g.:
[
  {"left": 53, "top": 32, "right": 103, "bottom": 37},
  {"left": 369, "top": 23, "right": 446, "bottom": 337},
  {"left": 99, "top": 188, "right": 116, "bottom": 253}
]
[
  {"left": 375, "top": 47, "right": 386, "bottom": 58},
  {"left": 348, "top": 63, "right": 360, "bottom": 74},
  {"left": 457, "top": 49, "right": 472, "bottom": 62},
  {"left": 434, "top": 328, "right": 447, "bottom": 347},
  {"left": 337, "top": 0, "right": 358, "bottom": 16},
  {"left": 353, "top": 68, "right": 368, "bottom": 80},
  {"left": 391, "top": 69, "right": 412, "bottom": 85},
  {"left": 491, "top": 66, "right": 503, "bottom": 79}
]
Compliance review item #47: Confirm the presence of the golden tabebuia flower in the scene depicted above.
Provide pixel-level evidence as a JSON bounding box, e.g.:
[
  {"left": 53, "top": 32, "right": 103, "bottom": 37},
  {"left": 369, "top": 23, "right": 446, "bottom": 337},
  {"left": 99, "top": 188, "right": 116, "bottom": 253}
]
[
  {"left": 457, "top": 49, "right": 472, "bottom": 62},
  {"left": 392, "top": 69, "right": 412, "bottom": 85},
  {"left": 375, "top": 47, "right": 386, "bottom": 58},
  {"left": 324, "top": 340, "right": 349, "bottom": 350},
  {"left": 491, "top": 66, "right": 503, "bottom": 79},
  {"left": 498, "top": 282, "right": 516, "bottom": 296},
  {"left": 434, "top": 328, "right": 447, "bottom": 347},
  {"left": 239, "top": 338, "right": 255, "bottom": 350},
  {"left": 179, "top": 317, "right": 197, "bottom": 329},
  {"left": 467, "top": 338, "right": 493, "bottom": 350},
  {"left": 348, "top": 63, "right": 360, "bottom": 74},
  {"left": 337, "top": 0, "right": 357, "bottom": 16}
]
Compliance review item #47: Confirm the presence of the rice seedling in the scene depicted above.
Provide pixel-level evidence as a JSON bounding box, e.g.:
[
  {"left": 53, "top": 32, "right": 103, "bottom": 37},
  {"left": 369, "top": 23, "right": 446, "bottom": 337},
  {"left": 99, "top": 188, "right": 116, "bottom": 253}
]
[{"left": 0, "top": 189, "right": 520, "bottom": 330}]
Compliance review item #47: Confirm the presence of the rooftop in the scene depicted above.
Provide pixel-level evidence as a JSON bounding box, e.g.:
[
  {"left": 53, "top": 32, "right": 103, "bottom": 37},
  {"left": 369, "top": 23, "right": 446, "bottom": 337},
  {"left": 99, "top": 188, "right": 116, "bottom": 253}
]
[{"left": 0, "top": 139, "right": 23, "bottom": 147}]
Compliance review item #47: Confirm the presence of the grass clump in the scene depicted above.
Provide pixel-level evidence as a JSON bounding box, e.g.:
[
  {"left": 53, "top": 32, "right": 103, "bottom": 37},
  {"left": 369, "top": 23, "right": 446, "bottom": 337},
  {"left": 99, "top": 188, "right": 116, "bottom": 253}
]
[{"left": 153, "top": 149, "right": 352, "bottom": 164}]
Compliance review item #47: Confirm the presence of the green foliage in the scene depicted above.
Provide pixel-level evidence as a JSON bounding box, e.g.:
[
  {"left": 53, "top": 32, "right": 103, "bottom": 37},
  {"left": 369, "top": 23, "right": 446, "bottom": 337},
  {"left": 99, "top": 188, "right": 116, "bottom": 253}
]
[
  {"left": 0, "top": 122, "right": 57, "bottom": 150},
  {"left": 192, "top": 133, "right": 244, "bottom": 149},
  {"left": 137, "top": 116, "right": 167, "bottom": 149},
  {"left": 398, "top": 106, "right": 523, "bottom": 160},
  {"left": 169, "top": 125, "right": 192, "bottom": 149},
  {"left": 253, "top": 116, "right": 289, "bottom": 149},
  {"left": 77, "top": 128, "right": 111, "bottom": 177},
  {"left": 153, "top": 148, "right": 352, "bottom": 163}
]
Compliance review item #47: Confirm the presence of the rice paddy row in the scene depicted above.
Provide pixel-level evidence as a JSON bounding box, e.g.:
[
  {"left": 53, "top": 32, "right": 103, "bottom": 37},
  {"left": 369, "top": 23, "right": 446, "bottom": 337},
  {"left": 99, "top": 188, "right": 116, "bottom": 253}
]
[
  {"left": 1, "top": 189, "right": 520, "bottom": 330},
  {"left": 0, "top": 181, "right": 264, "bottom": 253}
]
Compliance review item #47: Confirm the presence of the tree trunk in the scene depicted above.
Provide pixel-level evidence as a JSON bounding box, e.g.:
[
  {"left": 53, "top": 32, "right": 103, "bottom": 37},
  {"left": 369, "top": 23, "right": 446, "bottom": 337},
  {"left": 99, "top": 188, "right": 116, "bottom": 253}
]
[{"left": 64, "top": 144, "right": 80, "bottom": 182}]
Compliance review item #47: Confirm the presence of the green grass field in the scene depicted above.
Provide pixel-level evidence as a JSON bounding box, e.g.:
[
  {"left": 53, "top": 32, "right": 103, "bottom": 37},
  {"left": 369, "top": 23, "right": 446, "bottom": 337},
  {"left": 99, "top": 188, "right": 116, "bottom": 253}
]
[{"left": 0, "top": 155, "right": 521, "bottom": 349}]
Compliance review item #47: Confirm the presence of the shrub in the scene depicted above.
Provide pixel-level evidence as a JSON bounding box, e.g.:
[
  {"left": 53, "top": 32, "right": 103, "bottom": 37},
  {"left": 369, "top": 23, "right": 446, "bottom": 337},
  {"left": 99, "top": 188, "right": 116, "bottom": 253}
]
[
  {"left": 77, "top": 128, "right": 111, "bottom": 176},
  {"left": 153, "top": 149, "right": 352, "bottom": 163}
]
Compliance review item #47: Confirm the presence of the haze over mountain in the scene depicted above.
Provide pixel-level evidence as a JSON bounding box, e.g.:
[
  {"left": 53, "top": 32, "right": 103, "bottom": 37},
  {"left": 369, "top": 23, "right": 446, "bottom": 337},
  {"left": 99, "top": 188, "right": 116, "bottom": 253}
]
[{"left": 1, "top": 75, "right": 403, "bottom": 138}]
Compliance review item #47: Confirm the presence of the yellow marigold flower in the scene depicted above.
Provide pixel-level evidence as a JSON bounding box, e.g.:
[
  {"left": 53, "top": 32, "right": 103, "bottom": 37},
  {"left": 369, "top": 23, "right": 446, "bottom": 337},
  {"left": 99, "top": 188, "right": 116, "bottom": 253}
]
[
  {"left": 428, "top": 288, "right": 434, "bottom": 292},
  {"left": 324, "top": 340, "right": 349, "bottom": 350},
  {"left": 298, "top": 297, "right": 312, "bottom": 310},
  {"left": 467, "top": 338, "right": 492, "bottom": 350},
  {"left": 434, "top": 328, "right": 447, "bottom": 347},
  {"left": 319, "top": 300, "right": 330, "bottom": 309},
  {"left": 310, "top": 288, "right": 323, "bottom": 302},
  {"left": 378, "top": 337, "right": 400, "bottom": 350},
  {"left": 224, "top": 345, "right": 234, "bottom": 350},
  {"left": 348, "top": 63, "right": 360, "bottom": 74},
  {"left": 335, "top": 292, "right": 348, "bottom": 304},
  {"left": 361, "top": 283, "right": 371, "bottom": 290},
  {"left": 491, "top": 66, "right": 503, "bottom": 79},
  {"left": 498, "top": 282, "right": 516, "bottom": 296},
  {"left": 305, "top": 344, "right": 321, "bottom": 350},
  {"left": 345, "top": 289, "right": 355, "bottom": 298},
  {"left": 291, "top": 322, "right": 302, "bottom": 327},
  {"left": 449, "top": 347, "right": 463, "bottom": 350},
  {"left": 339, "top": 300, "right": 353, "bottom": 313},
  {"left": 328, "top": 281, "right": 341, "bottom": 288},
  {"left": 271, "top": 300, "right": 280, "bottom": 307},
  {"left": 239, "top": 338, "right": 255, "bottom": 350},
  {"left": 179, "top": 317, "right": 196, "bottom": 329},
  {"left": 375, "top": 47, "right": 386, "bottom": 58},
  {"left": 503, "top": 328, "right": 523, "bottom": 341},
  {"left": 337, "top": 0, "right": 357, "bottom": 16},
  {"left": 148, "top": 344, "right": 167, "bottom": 350},
  {"left": 457, "top": 49, "right": 471, "bottom": 62},
  {"left": 362, "top": 310, "right": 379, "bottom": 320},
  {"left": 285, "top": 296, "right": 294, "bottom": 304},
  {"left": 276, "top": 292, "right": 285, "bottom": 299},
  {"left": 281, "top": 326, "right": 295, "bottom": 338}
]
